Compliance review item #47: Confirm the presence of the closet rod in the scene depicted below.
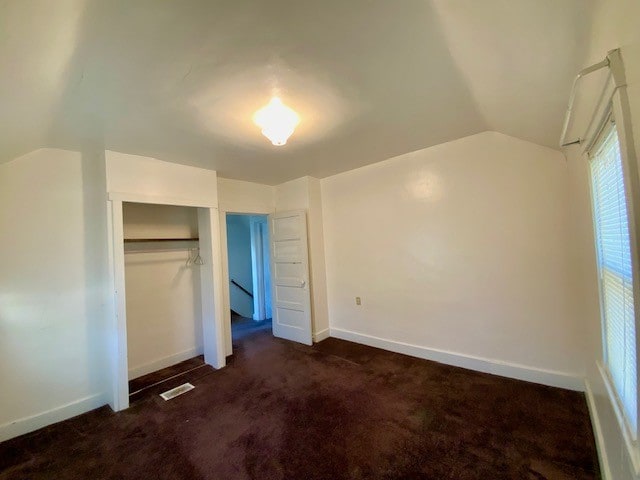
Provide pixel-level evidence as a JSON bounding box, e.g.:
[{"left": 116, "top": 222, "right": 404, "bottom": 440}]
[
  {"left": 124, "top": 238, "right": 199, "bottom": 243},
  {"left": 124, "top": 247, "right": 197, "bottom": 254}
]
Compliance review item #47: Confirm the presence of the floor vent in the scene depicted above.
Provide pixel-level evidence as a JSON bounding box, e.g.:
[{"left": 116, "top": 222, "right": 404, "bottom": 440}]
[{"left": 160, "top": 383, "right": 195, "bottom": 401}]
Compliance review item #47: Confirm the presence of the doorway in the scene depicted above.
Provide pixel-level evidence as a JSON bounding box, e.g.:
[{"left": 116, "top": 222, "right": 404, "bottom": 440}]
[
  {"left": 225, "top": 214, "right": 272, "bottom": 345},
  {"left": 107, "top": 197, "right": 225, "bottom": 412},
  {"left": 219, "top": 209, "right": 313, "bottom": 356},
  {"left": 122, "top": 202, "right": 205, "bottom": 399}
]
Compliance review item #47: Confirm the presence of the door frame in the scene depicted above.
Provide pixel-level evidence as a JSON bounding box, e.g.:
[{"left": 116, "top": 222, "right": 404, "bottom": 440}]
[
  {"left": 106, "top": 193, "right": 226, "bottom": 412},
  {"left": 250, "top": 216, "right": 270, "bottom": 322},
  {"left": 219, "top": 207, "right": 273, "bottom": 356}
]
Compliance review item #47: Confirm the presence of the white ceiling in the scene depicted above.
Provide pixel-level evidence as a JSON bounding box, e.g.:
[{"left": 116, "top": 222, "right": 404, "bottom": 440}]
[{"left": 1, "top": 0, "right": 594, "bottom": 184}]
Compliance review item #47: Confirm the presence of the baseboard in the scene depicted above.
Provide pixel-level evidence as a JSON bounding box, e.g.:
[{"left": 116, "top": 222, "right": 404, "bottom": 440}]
[
  {"left": 584, "top": 379, "right": 612, "bottom": 480},
  {"left": 128, "top": 346, "right": 204, "bottom": 380},
  {"left": 594, "top": 362, "right": 640, "bottom": 477},
  {"left": 329, "top": 327, "right": 584, "bottom": 391},
  {"left": 313, "top": 328, "right": 330, "bottom": 342},
  {"left": 0, "top": 393, "right": 108, "bottom": 443}
]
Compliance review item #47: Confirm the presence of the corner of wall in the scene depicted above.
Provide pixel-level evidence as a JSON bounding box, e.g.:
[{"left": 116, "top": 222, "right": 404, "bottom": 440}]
[{"left": 0, "top": 147, "right": 111, "bottom": 441}]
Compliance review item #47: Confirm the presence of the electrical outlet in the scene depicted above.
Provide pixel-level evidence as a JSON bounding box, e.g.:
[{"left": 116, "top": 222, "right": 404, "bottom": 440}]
[{"left": 355, "top": 296, "right": 361, "bottom": 305}]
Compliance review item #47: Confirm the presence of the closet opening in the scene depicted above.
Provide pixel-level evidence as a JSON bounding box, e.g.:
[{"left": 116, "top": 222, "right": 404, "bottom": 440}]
[
  {"left": 122, "top": 202, "right": 208, "bottom": 401},
  {"left": 225, "top": 213, "right": 272, "bottom": 346}
]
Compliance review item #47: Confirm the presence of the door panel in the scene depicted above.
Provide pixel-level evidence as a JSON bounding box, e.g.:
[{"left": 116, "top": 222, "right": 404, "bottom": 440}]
[
  {"left": 275, "top": 284, "right": 306, "bottom": 305},
  {"left": 273, "top": 241, "right": 304, "bottom": 262},
  {"left": 269, "top": 210, "right": 312, "bottom": 345},
  {"left": 274, "top": 262, "right": 303, "bottom": 280},
  {"left": 272, "top": 215, "right": 300, "bottom": 239},
  {"left": 276, "top": 308, "right": 307, "bottom": 328}
]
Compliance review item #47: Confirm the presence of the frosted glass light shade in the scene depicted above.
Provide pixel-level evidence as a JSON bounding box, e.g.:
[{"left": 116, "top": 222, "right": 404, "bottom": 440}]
[{"left": 253, "top": 97, "right": 300, "bottom": 146}]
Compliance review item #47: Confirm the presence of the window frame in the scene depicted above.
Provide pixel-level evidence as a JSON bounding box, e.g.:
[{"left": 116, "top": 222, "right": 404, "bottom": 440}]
[
  {"left": 588, "top": 91, "right": 640, "bottom": 472},
  {"left": 590, "top": 112, "right": 637, "bottom": 432}
]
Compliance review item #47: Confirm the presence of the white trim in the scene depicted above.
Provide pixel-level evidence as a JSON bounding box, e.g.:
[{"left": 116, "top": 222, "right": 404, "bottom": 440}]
[
  {"left": 313, "top": 328, "right": 330, "bottom": 342},
  {"left": 197, "top": 207, "right": 227, "bottom": 369},
  {"left": 109, "top": 199, "right": 129, "bottom": 412},
  {"left": 586, "top": 74, "right": 640, "bottom": 465},
  {"left": 329, "top": 327, "right": 584, "bottom": 391},
  {"left": 127, "top": 346, "right": 204, "bottom": 380},
  {"left": 220, "top": 208, "right": 276, "bottom": 356},
  {"left": 105, "top": 200, "right": 117, "bottom": 411},
  {"left": 0, "top": 393, "right": 108, "bottom": 442},
  {"left": 250, "top": 217, "right": 267, "bottom": 321},
  {"left": 598, "top": 362, "right": 640, "bottom": 475},
  {"left": 106, "top": 201, "right": 225, "bottom": 414},
  {"left": 613, "top": 84, "right": 640, "bottom": 453},
  {"left": 585, "top": 378, "right": 613, "bottom": 480},
  {"left": 108, "top": 191, "right": 217, "bottom": 208},
  {"left": 219, "top": 210, "right": 233, "bottom": 356},
  {"left": 219, "top": 203, "right": 273, "bottom": 215}
]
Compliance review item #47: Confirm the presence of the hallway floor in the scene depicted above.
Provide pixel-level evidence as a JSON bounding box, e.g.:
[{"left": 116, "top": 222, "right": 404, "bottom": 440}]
[
  {"left": 231, "top": 312, "right": 272, "bottom": 342},
  {"left": 0, "top": 327, "right": 599, "bottom": 479}
]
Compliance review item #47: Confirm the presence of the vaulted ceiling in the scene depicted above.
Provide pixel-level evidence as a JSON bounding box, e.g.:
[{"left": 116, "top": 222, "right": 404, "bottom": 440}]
[{"left": 1, "top": 0, "right": 593, "bottom": 184}]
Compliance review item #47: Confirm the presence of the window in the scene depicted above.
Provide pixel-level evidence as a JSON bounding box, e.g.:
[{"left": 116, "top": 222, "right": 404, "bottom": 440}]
[{"left": 590, "top": 118, "right": 638, "bottom": 436}]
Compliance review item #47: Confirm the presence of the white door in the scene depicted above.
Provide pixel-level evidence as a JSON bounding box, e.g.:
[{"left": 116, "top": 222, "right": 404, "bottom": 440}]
[{"left": 269, "top": 210, "right": 312, "bottom": 345}]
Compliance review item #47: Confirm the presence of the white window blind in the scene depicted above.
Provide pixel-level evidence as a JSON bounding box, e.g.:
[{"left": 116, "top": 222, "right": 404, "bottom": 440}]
[{"left": 590, "top": 122, "right": 638, "bottom": 436}]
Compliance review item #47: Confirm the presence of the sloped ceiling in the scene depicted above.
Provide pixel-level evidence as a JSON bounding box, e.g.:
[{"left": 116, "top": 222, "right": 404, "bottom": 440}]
[{"left": 0, "top": 0, "right": 593, "bottom": 184}]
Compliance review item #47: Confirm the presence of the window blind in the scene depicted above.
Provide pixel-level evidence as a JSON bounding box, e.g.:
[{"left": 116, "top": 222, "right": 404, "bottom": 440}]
[{"left": 590, "top": 123, "right": 638, "bottom": 435}]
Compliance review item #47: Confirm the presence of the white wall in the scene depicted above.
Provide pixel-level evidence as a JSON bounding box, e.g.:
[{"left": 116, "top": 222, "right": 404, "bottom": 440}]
[
  {"left": 565, "top": 1, "right": 640, "bottom": 478},
  {"left": 122, "top": 202, "right": 199, "bottom": 239},
  {"left": 0, "top": 148, "right": 109, "bottom": 441},
  {"left": 226, "top": 214, "right": 254, "bottom": 318},
  {"left": 276, "top": 177, "right": 330, "bottom": 340},
  {"left": 0, "top": 150, "right": 228, "bottom": 439},
  {"left": 307, "top": 178, "right": 330, "bottom": 341},
  {"left": 217, "top": 177, "right": 274, "bottom": 213},
  {"left": 322, "top": 131, "right": 583, "bottom": 388},
  {"left": 123, "top": 203, "right": 203, "bottom": 379},
  {"left": 106, "top": 151, "right": 218, "bottom": 207}
]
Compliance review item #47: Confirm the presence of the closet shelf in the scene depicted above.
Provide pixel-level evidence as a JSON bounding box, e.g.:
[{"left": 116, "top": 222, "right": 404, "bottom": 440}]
[{"left": 124, "top": 238, "right": 199, "bottom": 243}]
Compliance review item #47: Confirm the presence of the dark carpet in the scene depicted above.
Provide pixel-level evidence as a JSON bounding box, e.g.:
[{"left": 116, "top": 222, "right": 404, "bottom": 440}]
[
  {"left": 127, "top": 315, "right": 271, "bottom": 402},
  {"left": 231, "top": 312, "right": 272, "bottom": 341},
  {"left": 0, "top": 328, "right": 599, "bottom": 479},
  {"left": 129, "top": 355, "right": 206, "bottom": 398}
]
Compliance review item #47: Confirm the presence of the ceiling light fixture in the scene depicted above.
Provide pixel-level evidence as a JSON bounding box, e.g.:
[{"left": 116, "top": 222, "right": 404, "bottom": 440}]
[{"left": 253, "top": 97, "right": 300, "bottom": 146}]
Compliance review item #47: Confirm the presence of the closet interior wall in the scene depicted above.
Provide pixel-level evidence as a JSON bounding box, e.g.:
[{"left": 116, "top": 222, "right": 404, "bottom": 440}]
[{"left": 122, "top": 202, "right": 204, "bottom": 380}]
